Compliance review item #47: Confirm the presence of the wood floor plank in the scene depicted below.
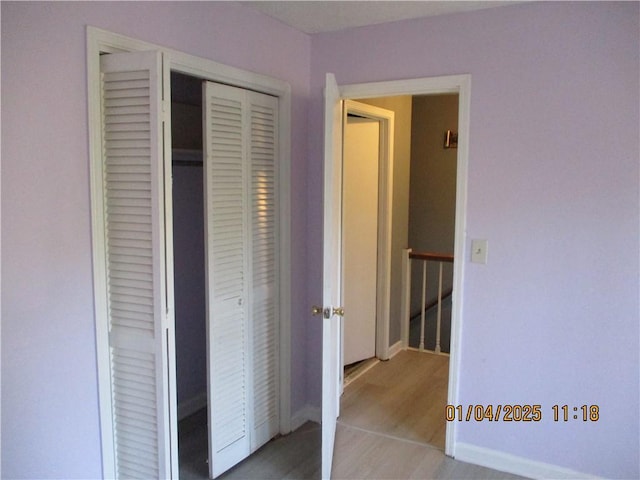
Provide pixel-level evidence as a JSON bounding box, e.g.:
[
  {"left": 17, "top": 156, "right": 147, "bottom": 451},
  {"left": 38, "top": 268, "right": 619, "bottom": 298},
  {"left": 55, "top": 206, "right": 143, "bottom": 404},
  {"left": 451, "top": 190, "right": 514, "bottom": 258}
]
[
  {"left": 332, "top": 423, "right": 434, "bottom": 479},
  {"left": 339, "top": 349, "right": 449, "bottom": 449}
]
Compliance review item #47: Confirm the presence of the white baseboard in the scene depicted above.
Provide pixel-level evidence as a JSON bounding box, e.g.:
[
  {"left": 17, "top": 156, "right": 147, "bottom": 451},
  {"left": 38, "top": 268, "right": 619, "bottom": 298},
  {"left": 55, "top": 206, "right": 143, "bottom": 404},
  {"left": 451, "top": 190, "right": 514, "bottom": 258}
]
[
  {"left": 291, "top": 405, "right": 321, "bottom": 431},
  {"left": 455, "top": 442, "right": 602, "bottom": 480},
  {"left": 387, "top": 340, "right": 403, "bottom": 359},
  {"left": 178, "top": 392, "right": 207, "bottom": 420}
]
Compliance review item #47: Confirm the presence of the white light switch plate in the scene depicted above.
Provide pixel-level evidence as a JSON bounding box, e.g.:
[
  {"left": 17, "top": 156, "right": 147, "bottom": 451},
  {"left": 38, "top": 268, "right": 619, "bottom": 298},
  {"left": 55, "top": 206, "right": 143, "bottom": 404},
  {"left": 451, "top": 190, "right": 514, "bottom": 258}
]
[{"left": 471, "top": 239, "right": 488, "bottom": 264}]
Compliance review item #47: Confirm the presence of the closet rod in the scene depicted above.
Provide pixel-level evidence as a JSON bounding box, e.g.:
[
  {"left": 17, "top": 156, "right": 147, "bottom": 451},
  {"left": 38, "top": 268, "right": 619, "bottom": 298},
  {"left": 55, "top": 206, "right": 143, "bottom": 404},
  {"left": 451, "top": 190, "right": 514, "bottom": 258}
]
[
  {"left": 172, "top": 159, "right": 202, "bottom": 167},
  {"left": 172, "top": 148, "right": 203, "bottom": 167}
]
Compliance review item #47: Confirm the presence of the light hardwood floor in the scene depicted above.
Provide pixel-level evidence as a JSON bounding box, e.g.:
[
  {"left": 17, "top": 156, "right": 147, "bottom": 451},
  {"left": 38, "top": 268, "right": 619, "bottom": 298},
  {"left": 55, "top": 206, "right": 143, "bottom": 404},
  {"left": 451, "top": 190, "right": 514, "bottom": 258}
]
[
  {"left": 339, "top": 350, "right": 449, "bottom": 450},
  {"left": 219, "top": 422, "right": 321, "bottom": 479},
  {"left": 332, "top": 422, "right": 526, "bottom": 479},
  {"left": 180, "top": 350, "right": 526, "bottom": 479}
]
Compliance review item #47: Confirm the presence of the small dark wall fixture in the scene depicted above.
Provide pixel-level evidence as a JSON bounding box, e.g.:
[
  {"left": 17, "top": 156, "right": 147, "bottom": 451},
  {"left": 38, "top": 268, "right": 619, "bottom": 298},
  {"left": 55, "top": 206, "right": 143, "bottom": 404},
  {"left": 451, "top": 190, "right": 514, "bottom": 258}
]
[{"left": 444, "top": 130, "right": 458, "bottom": 149}]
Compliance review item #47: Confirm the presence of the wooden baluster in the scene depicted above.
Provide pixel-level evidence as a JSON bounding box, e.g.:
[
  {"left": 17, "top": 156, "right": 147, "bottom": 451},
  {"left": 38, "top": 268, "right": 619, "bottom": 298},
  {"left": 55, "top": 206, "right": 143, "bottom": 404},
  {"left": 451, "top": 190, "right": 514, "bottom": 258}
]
[
  {"left": 435, "top": 261, "right": 443, "bottom": 354},
  {"left": 400, "top": 249, "right": 412, "bottom": 348},
  {"left": 419, "top": 260, "right": 427, "bottom": 351}
]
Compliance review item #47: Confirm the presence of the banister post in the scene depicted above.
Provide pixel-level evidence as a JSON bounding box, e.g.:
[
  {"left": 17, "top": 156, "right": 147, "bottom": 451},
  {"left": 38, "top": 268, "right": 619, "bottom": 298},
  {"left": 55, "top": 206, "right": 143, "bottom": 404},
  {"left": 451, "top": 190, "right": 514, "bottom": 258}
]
[
  {"left": 400, "top": 248, "right": 412, "bottom": 348},
  {"left": 435, "top": 261, "right": 444, "bottom": 354},
  {"left": 419, "top": 260, "right": 427, "bottom": 351}
]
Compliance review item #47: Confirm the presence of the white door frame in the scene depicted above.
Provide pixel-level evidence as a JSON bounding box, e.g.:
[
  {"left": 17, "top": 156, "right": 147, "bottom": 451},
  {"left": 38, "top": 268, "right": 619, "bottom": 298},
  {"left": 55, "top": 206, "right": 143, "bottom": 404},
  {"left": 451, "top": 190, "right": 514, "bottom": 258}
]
[
  {"left": 87, "top": 26, "right": 292, "bottom": 477},
  {"left": 341, "top": 100, "right": 394, "bottom": 370},
  {"left": 338, "top": 75, "right": 470, "bottom": 457}
]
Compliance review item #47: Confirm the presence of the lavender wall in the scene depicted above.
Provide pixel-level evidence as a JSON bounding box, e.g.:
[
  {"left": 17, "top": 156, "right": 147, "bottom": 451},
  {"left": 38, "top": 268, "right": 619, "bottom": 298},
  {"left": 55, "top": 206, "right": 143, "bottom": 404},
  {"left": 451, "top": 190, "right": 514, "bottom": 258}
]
[
  {"left": 308, "top": 2, "right": 639, "bottom": 478},
  {"left": 1, "top": 2, "right": 310, "bottom": 478}
]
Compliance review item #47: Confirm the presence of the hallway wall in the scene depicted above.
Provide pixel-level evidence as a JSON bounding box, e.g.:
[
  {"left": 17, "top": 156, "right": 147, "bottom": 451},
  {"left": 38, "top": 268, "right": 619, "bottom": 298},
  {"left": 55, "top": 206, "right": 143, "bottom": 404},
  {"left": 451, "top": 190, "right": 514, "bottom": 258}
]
[{"left": 408, "top": 94, "right": 458, "bottom": 313}]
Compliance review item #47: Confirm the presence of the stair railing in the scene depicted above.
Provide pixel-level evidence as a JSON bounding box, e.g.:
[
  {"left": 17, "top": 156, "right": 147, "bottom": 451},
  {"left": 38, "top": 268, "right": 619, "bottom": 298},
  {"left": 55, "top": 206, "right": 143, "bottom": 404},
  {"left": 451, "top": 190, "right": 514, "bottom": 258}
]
[{"left": 401, "top": 248, "right": 454, "bottom": 353}]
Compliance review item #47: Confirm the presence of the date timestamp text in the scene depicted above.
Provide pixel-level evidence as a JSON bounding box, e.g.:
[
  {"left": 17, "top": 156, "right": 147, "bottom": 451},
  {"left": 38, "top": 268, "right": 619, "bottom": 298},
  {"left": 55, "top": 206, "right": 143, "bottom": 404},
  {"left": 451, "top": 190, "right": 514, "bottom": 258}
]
[{"left": 445, "top": 404, "right": 599, "bottom": 422}]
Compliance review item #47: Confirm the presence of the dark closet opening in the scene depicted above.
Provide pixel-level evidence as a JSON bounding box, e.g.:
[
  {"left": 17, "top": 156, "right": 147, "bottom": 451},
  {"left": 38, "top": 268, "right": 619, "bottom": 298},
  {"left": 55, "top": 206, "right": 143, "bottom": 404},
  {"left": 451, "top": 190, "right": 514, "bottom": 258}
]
[{"left": 171, "top": 71, "right": 209, "bottom": 478}]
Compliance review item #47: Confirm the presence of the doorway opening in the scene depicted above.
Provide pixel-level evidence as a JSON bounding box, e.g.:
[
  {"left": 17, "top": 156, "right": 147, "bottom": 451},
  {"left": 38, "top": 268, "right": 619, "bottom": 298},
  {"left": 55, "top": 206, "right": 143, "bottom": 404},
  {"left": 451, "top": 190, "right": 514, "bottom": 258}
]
[
  {"left": 321, "top": 72, "right": 469, "bottom": 476},
  {"left": 339, "top": 92, "right": 459, "bottom": 451}
]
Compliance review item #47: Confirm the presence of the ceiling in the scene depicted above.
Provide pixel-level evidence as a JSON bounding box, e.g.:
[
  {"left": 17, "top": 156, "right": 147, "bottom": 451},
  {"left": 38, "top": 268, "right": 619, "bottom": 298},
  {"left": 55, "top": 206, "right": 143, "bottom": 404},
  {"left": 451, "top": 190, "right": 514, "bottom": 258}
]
[{"left": 242, "top": 1, "right": 518, "bottom": 34}]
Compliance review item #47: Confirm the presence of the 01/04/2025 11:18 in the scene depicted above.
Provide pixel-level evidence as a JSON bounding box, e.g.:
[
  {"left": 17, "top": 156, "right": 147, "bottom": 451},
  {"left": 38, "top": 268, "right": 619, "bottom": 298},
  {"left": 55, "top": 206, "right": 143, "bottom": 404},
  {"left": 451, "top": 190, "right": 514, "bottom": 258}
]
[{"left": 445, "top": 404, "right": 600, "bottom": 422}]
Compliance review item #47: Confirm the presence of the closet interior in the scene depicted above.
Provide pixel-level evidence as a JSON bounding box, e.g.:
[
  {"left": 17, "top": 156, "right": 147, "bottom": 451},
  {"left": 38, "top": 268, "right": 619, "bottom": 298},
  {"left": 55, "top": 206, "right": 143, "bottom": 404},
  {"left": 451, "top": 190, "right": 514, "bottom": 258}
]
[
  {"left": 171, "top": 71, "right": 209, "bottom": 476},
  {"left": 171, "top": 71, "right": 281, "bottom": 478}
]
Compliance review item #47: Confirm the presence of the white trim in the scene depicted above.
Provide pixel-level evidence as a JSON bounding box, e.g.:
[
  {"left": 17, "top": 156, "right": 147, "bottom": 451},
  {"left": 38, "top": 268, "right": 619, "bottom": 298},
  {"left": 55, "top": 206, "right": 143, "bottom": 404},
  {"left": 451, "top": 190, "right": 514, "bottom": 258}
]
[
  {"left": 86, "top": 32, "right": 116, "bottom": 479},
  {"left": 447, "top": 74, "right": 471, "bottom": 457},
  {"left": 340, "top": 75, "right": 465, "bottom": 98},
  {"left": 177, "top": 392, "right": 208, "bottom": 421},
  {"left": 455, "top": 443, "right": 603, "bottom": 480},
  {"left": 337, "top": 74, "right": 471, "bottom": 459},
  {"left": 87, "top": 26, "right": 293, "bottom": 476},
  {"left": 343, "top": 100, "right": 394, "bottom": 363},
  {"left": 277, "top": 80, "right": 293, "bottom": 435},
  {"left": 0, "top": 29, "right": 3, "bottom": 473},
  {"left": 291, "top": 405, "right": 322, "bottom": 431},
  {"left": 387, "top": 340, "right": 404, "bottom": 359},
  {"left": 87, "top": 27, "right": 288, "bottom": 96},
  {"left": 160, "top": 51, "right": 179, "bottom": 480}
]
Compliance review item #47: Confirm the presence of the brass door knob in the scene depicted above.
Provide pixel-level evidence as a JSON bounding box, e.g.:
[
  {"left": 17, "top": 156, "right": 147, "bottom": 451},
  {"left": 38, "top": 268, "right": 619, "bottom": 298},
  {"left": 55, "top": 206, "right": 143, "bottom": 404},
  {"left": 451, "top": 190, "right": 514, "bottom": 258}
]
[{"left": 312, "top": 305, "right": 339, "bottom": 319}]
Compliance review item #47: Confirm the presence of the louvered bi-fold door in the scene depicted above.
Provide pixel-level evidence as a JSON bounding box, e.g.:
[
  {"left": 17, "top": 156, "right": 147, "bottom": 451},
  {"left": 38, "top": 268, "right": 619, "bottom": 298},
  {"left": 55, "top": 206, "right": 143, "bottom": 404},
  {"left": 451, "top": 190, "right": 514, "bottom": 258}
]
[
  {"left": 100, "top": 51, "right": 176, "bottom": 479},
  {"left": 249, "top": 93, "right": 280, "bottom": 451},
  {"left": 204, "top": 81, "right": 279, "bottom": 478}
]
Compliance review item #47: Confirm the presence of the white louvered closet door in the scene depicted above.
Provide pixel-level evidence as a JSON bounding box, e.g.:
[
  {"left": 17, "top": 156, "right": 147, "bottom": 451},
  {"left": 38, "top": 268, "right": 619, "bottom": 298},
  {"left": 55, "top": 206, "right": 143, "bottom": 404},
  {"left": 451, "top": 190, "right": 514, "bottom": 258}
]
[
  {"left": 204, "top": 82, "right": 279, "bottom": 478},
  {"left": 248, "top": 90, "right": 280, "bottom": 452},
  {"left": 99, "top": 51, "right": 176, "bottom": 479}
]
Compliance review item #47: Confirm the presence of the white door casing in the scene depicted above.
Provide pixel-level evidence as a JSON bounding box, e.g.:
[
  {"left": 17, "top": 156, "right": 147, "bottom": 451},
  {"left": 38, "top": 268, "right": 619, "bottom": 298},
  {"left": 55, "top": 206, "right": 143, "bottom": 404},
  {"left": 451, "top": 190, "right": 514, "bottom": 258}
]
[
  {"left": 337, "top": 75, "right": 471, "bottom": 458},
  {"left": 321, "top": 73, "right": 343, "bottom": 480}
]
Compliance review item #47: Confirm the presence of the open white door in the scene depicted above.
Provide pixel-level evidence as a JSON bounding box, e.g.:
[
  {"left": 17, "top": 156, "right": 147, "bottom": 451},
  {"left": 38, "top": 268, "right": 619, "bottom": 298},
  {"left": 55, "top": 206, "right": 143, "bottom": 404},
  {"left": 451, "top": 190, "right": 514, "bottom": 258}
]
[
  {"left": 97, "top": 50, "right": 177, "bottom": 479},
  {"left": 204, "top": 81, "right": 252, "bottom": 478},
  {"left": 342, "top": 116, "right": 380, "bottom": 366},
  {"left": 321, "top": 73, "right": 343, "bottom": 480}
]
